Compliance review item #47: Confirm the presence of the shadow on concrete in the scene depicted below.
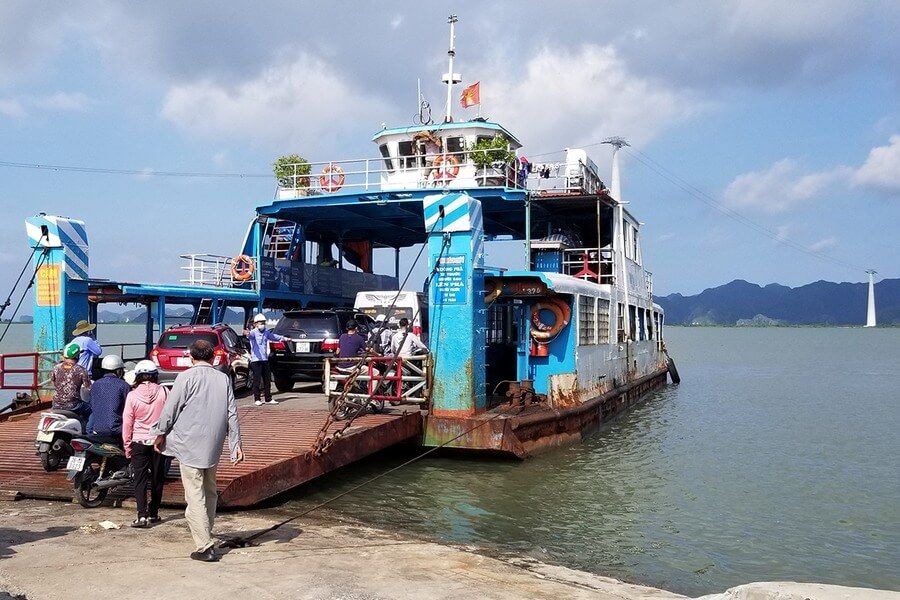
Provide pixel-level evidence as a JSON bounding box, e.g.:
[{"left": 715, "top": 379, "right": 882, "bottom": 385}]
[{"left": 0, "top": 525, "right": 76, "bottom": 559}]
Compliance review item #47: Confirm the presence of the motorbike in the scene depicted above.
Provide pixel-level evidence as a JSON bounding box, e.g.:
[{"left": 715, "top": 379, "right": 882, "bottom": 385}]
[
  {"left": 327, "top": 362, "right": 385, "bottom": 420},
  {"left": 66, "top": 436, "right": 132, "bottom": 508},
  {"left": 34, "top": 410, "right": 84, "bottom": 471}
]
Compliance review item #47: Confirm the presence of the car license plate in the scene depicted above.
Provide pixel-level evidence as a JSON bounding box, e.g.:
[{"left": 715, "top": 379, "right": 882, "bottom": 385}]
[
  {"left": 36, "top": 431, "right": 54, "bottom": 442},
  {"left": 66, "top": 455, "right": 85, "bottom": 471},
  {"left": 176, "top": 357, "right": 192, "bottom": 367},
  {"left": 296, "top": 342, "right": 310, "bottom": 353}
]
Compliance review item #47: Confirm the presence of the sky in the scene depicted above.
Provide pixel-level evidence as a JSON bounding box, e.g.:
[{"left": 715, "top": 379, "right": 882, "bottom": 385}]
[{"left": 0, "top": 0, "right": 897, "bottom": 301}]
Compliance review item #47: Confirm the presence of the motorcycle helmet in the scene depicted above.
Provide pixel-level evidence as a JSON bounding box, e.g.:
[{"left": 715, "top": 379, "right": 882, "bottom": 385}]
[
  {"left": 101, "top": 355, "right": 125, "bottom": 371},
  {"left": 134, "top": 359, "right": 158, "bottom": 375},
  {"left": 62, "top": 342, "right": 81, "bottom": 360},
  {"left": 253, "top": 313, "right": 267, "bottom": 323}
]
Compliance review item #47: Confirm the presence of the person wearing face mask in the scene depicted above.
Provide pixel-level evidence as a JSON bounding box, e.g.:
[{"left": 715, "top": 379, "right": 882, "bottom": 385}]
[{"left": 244, "top": 313, "right": 286, "bottom": 406}]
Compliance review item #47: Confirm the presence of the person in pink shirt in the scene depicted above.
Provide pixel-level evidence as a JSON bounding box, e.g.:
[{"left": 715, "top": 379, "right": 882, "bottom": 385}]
[{"left": 122, "top": 360, "right": 169, "bottom": 528}]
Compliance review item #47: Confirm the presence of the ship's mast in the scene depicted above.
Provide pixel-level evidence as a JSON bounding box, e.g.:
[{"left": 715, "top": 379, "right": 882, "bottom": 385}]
[
  {"left": 443, "top": 15, "right": 461, "bottom": 123},
  {"left": 603, "top": 137, "right": 632, "bottom": 343}
]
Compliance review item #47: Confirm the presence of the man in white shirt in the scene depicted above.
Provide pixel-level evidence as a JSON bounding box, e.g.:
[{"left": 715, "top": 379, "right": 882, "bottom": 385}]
[{"left": 390, "top": 318, "right": 427, "bottom": 357}]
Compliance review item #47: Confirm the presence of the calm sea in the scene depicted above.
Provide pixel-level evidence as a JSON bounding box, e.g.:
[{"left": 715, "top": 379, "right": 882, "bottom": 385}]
[
  {"left": 282, "top": 326, "right": 899, "bottom": 596},
  {"left": 3, "top": 324, "right": 898, "bottom": 594}
]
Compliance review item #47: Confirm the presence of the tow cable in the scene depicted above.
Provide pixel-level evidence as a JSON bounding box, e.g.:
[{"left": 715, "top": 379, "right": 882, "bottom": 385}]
[{"left": 311, "top": 211, "right": 449, "bottom": 456}]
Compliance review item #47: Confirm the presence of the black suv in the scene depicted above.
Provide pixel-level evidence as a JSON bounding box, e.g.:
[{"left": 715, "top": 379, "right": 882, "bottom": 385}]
[{"left": 269, "top": 309, "right": 375, "bottom": 392}]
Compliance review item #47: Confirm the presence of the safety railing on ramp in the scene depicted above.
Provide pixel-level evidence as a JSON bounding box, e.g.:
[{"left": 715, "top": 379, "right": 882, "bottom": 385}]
[{"left": 324, "top": 354, "right": 433, "bottom": 406}]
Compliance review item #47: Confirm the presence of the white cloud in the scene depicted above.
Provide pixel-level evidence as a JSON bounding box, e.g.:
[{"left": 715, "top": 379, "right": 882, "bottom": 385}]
[
  {"left": 0, "top": 98, "right": 25, "bottom": 118},
  {"left": 853, "top": 134, "right": 900, "bottom": 194},
  {"left": 724, "top": 134, "right": 900, "bottom": 214},
  {"left": 478, "top": 44, "right": 701, "bottom": 152},
  {"left": 808, "top": 236, "right": 838, "bottom": 252},
  {"left": 161, "top": 52, "right": 394, "bottom": 151},
  {"left": 32, "top": 91, "right": 93, "bottom": 111},
  {"left": 722, "top": 158, "right": 843, "bottom": 214},
  {"left": 0, "top": 91, "right": 94, "bottom": 119}
]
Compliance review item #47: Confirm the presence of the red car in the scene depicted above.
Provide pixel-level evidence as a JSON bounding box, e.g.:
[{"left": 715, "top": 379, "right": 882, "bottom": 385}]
[{"left": 149, "top": 324, "right": 250, "bottom": 391}]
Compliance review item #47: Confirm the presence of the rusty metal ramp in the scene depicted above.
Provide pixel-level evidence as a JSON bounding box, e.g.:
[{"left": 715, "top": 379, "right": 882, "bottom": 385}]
[{"left": 0, "top": 405, "right": 421, "bottom": 508}]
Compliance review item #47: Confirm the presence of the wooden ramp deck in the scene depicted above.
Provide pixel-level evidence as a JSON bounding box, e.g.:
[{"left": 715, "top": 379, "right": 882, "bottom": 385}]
[{"left": 0, "top": 392, "right": 422, "bottom": 508}]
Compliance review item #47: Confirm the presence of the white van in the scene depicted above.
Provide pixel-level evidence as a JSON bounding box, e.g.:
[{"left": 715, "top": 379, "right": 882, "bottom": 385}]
[{"left": 353, "top": 291, "right": 428, "bottom": 342}]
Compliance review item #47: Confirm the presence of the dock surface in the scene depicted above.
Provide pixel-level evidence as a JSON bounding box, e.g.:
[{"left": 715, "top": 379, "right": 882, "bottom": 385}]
[{"left": 0, "top": 386, "right": 422, "bottom": 507}]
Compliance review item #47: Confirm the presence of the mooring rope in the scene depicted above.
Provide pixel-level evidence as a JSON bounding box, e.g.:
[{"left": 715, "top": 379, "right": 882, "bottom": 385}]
[{"left": 221, "top": 408, "right": 510, "bottom": 549}]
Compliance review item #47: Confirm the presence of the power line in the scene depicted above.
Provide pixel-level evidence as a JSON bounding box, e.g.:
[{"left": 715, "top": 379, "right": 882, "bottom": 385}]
[
  {"left": 622, "top": 147, "right": 867, "bottom": 272},
  {"left": 0, "top": 160, "right": 271, "bottom": 179}
]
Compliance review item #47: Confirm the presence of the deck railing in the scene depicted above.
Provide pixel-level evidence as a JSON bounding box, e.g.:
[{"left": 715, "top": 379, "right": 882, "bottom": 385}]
[
  {"left": 180, "top": 253, "right": 257, "bottom": 290},
  {"left": 275, "top": 153, "right": 606, "bottom": 198},
  {"left": 562, "top": 247, "right": 616, "bottom": 284}
]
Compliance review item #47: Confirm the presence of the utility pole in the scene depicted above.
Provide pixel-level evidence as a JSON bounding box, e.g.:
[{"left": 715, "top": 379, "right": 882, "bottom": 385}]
[{"left": 443, "top": 15, "right": 461, "bottom": 123}]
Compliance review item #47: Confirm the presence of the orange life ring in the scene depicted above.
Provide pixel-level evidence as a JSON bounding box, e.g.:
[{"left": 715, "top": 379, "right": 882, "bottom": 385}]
[
  {"left": 319, "top": 163, "right": 345, "bottom": 192},
  {"left": 432, "top": 154, "right": 460, "bottom": 181},
  {"left": 530, "top": 298, "right": 571, "bottom": 342},
  {"left": 230, "top": 255, "right": 255, "bottom": 281}
]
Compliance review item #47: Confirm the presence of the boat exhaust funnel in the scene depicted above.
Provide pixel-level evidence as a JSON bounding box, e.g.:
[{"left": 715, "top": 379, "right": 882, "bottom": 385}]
[{"left": 423, "top": 192, "right": 486, "bottom": 420}]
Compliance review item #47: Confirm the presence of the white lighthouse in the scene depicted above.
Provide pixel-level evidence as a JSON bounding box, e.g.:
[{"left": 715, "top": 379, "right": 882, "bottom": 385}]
[{"left": 864, "top": 269, "right": 877, "bottom": 327}]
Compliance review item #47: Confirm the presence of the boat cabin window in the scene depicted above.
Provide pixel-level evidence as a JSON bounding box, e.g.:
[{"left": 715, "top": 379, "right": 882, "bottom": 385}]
[
  {"left": 398, "top": 141, "right": 417, "bottom": 170},
  {"left": 445, "top": 136, "right": 464, "bottom": 156},
  {"left": 617, "top": 302, "right": 626, "bottom": 343},
  {"left": 379, "top": 144, "right": 393, "bottom": 172},
  {"left": 578, "top": 295, "right": 597, "bottom": 346},
  {"left": 638, "top": 307, "right": 647, "bottom": 341},
  {"left": 628, "top": 304, "right": 637, "bottom": 341},
  {"left": 598, "top": 299, "right": 611, "bottom": 344}
]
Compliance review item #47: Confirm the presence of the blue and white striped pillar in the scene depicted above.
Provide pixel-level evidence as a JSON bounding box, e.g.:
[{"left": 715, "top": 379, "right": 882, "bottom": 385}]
[
  {"left": 423, "top": 192, "right": 486, "bottom": 419},
  {"left": 24, "top": 214, "right": 90, "bottom": 353}
]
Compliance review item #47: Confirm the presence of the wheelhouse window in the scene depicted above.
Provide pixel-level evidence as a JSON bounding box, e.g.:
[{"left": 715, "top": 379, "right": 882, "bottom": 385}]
[
  {"left": 379, "top": 144, "right": 393, "bottom": 172},
  {"left": 617, "top": 302, "right": 626, "bottom": 343},
  {"left": 398, "top": 141, "right": 417, "bottom": 170},
  {"left": 445, "top": 136, "right": 464, "bottom": 156},
  {"left": 578, "top": 295, "right": 597, "bottom": 346}
]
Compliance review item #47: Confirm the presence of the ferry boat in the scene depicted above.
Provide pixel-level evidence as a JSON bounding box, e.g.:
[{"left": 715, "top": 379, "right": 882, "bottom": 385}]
[{"left": 11, "top": 15, "right": 674, "bottom": 458}]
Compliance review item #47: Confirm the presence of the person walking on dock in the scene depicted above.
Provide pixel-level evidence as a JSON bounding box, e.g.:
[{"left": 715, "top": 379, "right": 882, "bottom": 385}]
[
  {"left": 152, "top": 339, "right": 243, "bottom": 562},
  {"left": 50, "top": 342, "right": 92, "bottom": 419},
  {"left": 122, "top": 360, "right": 169, "bottom": 528},
  {"left": 244, "top": 313, "right": 286, "bottom": 406},
  {"left": 71, "top": 320, "right": 101, "bottom": 378}
]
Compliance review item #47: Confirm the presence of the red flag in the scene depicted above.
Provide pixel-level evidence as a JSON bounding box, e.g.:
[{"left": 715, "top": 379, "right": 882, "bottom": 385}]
[{"left": 460, "top": 82, "right": 480, "bottom": 108}]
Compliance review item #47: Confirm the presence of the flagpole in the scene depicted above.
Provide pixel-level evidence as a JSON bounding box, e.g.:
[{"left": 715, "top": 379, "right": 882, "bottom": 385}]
[{"left": 478, "top": 82, "right": 482, "bottom": 118}]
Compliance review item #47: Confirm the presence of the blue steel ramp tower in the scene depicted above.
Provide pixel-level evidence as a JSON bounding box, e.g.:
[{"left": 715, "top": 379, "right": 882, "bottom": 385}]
[
  {"left": 25, "top": 214, "right": 91, "bottom": 354},
  {"left": 424, "top": 192, "right": 487, "bottom": 420}
]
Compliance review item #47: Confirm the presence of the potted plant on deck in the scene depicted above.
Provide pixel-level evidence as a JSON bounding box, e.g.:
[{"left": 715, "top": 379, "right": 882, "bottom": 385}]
[
  {"left": 467, "top": 135, "right": 515, "bottom": 186},
  {"left": 273, "top": 154, "right": 311, "bottom": 198}
]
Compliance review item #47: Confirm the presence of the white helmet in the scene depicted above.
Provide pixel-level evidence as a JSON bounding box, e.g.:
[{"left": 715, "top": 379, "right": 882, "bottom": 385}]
[
  {"left": 101, "top": 355, "right": 124, "bottom": 371},
  {"left": 123, "top": 370, "right": 137, "bottom": 386},
  {"left": 253, "top": 313, "right": 267, "bottom": 323},
  {"left": 134, "top": 359, "right": 158, "bottom": 375},
  {"left": 375, "top": 314, "right": 387, "bottom": 322}
]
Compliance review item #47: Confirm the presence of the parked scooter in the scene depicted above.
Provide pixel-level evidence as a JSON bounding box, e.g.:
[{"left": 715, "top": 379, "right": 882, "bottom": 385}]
[
  {"left": 66, "top": 436, "right": 132, "bottom": 508},
  {"left": 34, "top": 410, "right": 84, "bottom": 471}
]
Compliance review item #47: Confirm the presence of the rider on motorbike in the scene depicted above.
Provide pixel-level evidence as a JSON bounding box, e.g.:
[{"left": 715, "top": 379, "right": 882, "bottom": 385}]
[
  {"left": 337, "top": 320, "right": 367, "bottom": 370},
  {"left": 86, "top": 355, "right": 130, "bottom": 439}
]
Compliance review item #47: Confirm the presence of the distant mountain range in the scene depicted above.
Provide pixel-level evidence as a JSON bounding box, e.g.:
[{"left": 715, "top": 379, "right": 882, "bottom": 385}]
[{"left": 655, "top": 278, "right": 899, "bottom": 326}]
